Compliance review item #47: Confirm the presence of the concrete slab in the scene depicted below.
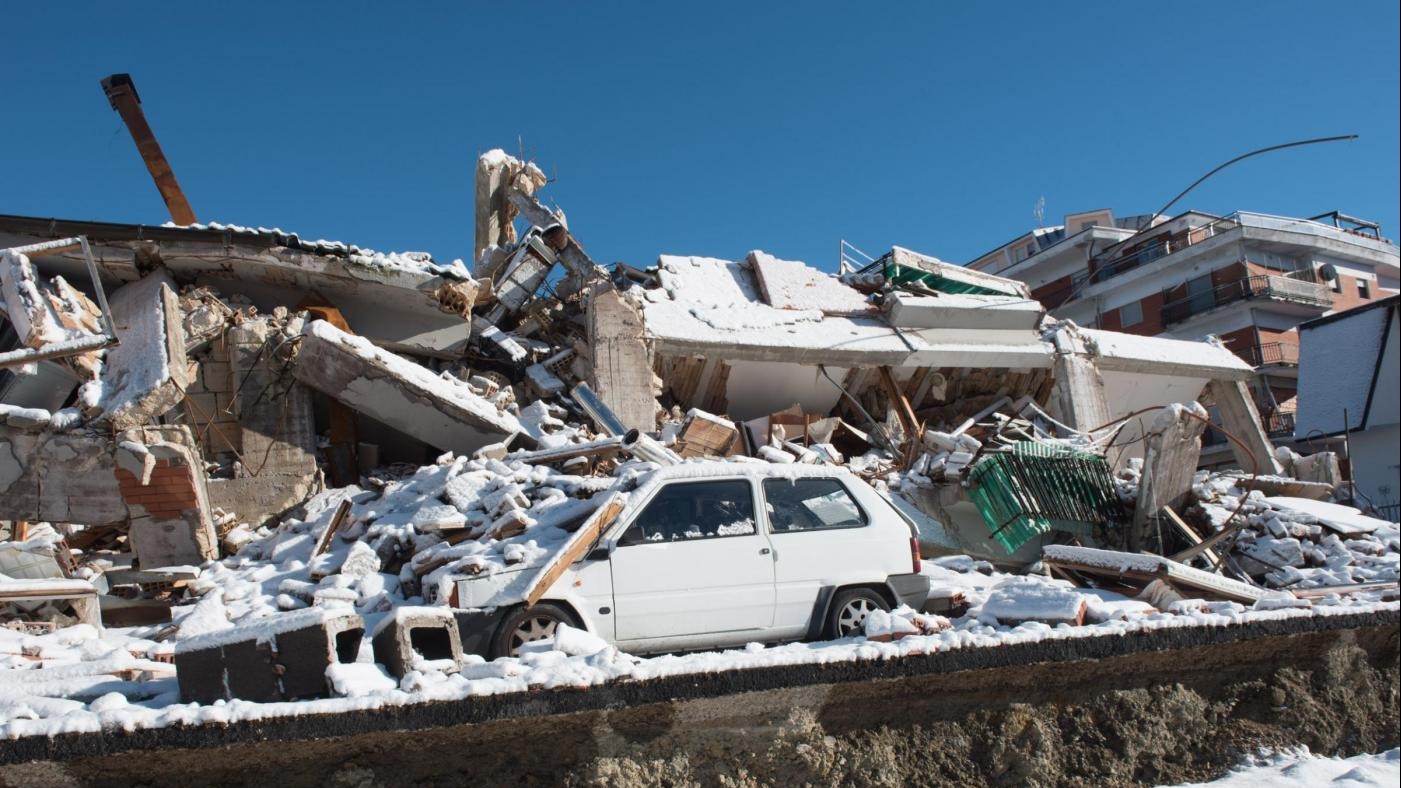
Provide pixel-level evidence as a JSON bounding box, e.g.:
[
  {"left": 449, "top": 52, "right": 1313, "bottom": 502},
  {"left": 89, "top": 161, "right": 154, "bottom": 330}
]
[{"left": 294, "top": 320, "right": 527, "bottom": 455}]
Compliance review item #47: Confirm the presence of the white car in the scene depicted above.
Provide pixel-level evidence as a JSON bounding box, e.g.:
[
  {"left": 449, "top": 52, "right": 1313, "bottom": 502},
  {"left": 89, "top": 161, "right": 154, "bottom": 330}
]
[{"left": 448, "top": 463, "right": 930, "bottom": 658}]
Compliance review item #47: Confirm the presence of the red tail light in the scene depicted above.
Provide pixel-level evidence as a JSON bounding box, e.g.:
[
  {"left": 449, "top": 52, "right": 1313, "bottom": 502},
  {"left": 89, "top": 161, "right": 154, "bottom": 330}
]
[{"left": 910, "top": 537, "right": 921, "bottom": 574}]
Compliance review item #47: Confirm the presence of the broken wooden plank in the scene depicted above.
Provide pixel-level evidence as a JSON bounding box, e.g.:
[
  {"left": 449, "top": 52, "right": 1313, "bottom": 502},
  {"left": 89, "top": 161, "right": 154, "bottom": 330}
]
[
  {"left": 523, "top": 494, "right": 625, "bottom": 609},
  {"left": 1160, "top": 506, "right": 1221, "bottom": 567},
  {"left": 311, "top": 500, "right": 353, "bottom": 559},
  {"left": 1043, "top": 544, "right": 1264, "bottom": 604}
]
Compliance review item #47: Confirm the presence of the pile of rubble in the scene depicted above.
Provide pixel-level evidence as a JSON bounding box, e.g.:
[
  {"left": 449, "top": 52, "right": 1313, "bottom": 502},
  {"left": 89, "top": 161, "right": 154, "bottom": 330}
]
[{"left": 2, "top": 149, "right": 1397, "bottom": 734}]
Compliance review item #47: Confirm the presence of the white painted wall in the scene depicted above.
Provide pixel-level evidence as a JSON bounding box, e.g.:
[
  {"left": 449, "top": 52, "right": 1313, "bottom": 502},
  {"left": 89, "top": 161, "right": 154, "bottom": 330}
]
[
  {"left": 1350, "top": 423, "right": 1400, "bottom": 517},
  {"left": 723, "top": 360, "right": 848, "bottom": 421}
]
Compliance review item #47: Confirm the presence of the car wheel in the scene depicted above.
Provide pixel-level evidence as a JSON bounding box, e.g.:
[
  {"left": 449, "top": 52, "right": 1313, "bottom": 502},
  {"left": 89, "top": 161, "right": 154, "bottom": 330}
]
[
  {"left": 491, "top": 603, "right": 577, "bottom": 659},
  {"left": 826, "top": 588, "right": 890, "bottom": 639}
]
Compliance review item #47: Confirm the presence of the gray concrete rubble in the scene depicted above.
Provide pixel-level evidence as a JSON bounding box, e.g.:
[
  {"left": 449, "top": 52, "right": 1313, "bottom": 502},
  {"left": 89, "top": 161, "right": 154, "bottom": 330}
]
[
  {"left": 294, "top": 319, "right": 528, "bottom": 455},
  {"left": 2, "top": 144, "right": 1391, "bottom": 722}
]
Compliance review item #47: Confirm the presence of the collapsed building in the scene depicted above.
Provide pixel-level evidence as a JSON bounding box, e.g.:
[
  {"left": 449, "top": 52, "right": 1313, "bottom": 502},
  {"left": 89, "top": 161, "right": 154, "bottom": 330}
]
[{"left": 1, "top": 148, "right": 1396, "bottom": 726}]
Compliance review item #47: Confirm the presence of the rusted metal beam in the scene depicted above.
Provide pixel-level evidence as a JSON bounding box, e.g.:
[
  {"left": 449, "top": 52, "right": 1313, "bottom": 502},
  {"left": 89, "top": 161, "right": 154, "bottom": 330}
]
[{"left": 100, "top": 73, "right": 197, "bottom": 226}]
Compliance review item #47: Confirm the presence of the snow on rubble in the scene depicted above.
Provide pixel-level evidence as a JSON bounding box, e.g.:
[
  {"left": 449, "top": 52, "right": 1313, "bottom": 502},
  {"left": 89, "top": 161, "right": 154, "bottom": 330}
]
[{"left": 2, "top": 446, "right": 1396, "bottom": 739}]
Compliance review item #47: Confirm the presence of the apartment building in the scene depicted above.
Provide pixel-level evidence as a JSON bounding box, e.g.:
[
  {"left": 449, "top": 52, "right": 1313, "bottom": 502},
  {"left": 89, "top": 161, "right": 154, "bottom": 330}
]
[{"left": 968, "top": 209, "right": 1400, "bottom": 465}]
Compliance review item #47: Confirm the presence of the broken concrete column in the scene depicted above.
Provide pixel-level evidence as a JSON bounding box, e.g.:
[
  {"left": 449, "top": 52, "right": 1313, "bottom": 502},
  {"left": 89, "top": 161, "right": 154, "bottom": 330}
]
[
  {"left": 474, "top": 149, "right": 548, "bottom": 265},
  {"left": 1129, "top": 403, "right": 1208, "bottom": 552},
  {"left": 371, "top": 606, "right": 463, "bottom": 678},
  {"left": 204, "top": 317, "right": 320, "bottom": 528},
  {"left": 115, "top": 425, "right": 219, "bottom": 567},
  {"left": 294, "top": 320, "right": 528, "bottom": 455},
  {"left": 586, "top": 283, "right": 656, "bottom": 433},
  {"left": 1049, "top": 325, "right": 1111, "bottom": 435},
  {"left": 1206, "top": 379, "right": 1286, "bottom": 476},
  {"left": 93, "top": 269, "right": 189, "bottom": 428}
]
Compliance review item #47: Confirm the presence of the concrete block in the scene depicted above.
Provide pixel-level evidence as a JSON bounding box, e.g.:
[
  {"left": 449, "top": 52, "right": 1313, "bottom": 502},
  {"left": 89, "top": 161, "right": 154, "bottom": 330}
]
[
  {"left": 274, "top": 614, "right": 365, "bottom": 700},
  {"left": 175, "top": 609, "right": 364, "bottom": 703},
  {"left": 295, "top": 320, "right": 526, "bottom": 455},
  {"left": 97, "top": 271, "right": 189, "bottom": 430},
  {"left": 372, "top": 607, "right": 463, "bottom": 678}
]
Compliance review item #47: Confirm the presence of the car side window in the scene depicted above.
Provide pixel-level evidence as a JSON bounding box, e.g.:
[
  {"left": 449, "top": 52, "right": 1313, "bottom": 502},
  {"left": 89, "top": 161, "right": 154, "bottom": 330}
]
[
  {"left": 762, "top": 478, "right": 868, "bottom": 532},
  {"left": 618, "top": 480, "right": 756, "bottom": 545}
]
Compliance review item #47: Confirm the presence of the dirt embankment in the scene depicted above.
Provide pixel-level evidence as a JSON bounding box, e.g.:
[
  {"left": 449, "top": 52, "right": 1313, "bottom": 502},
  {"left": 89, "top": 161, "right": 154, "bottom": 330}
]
[{"left": 3, "top": 621, "right": 1396, "bottom": 788}]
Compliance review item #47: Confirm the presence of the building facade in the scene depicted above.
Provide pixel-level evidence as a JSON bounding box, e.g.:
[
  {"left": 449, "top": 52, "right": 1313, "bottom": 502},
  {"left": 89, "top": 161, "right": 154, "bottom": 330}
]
[{"left": 968, "top": 209, "right": 1400, "bottom": 466}]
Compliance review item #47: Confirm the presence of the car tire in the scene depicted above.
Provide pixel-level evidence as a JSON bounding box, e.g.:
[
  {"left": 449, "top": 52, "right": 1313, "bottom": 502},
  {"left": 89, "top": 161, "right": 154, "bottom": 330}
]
[
  {"left": 825, "top": 588, "right": 890, "bottom": 639},
  {"left": 491, "top": 603, "right": 578, "bottom": 659}
]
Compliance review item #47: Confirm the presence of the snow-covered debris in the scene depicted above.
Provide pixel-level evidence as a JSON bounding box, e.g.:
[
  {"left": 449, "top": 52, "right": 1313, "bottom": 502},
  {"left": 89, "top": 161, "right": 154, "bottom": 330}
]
[{"left": 1164, "top": 747, "right": 1399, "bottom": 788}]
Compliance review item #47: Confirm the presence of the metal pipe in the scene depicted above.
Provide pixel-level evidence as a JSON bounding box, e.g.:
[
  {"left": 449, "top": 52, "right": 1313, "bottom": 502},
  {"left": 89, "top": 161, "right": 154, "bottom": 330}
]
[
  {"left": 621, "top": 428, "right": 680, "bottom": 467},
  {"left": 570, "top": 383, "right": 628, "bottom": 437}
]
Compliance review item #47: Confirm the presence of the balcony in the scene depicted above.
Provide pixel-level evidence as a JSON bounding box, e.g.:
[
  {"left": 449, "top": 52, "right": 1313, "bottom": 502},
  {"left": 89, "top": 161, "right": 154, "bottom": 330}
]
[
  {"left": 1239, "top": 341, "right": 1299, "bottom": 367},
  {"left": 1066, "top": 211, "right": 1396, "bottom": 302},
  {"left": 1202, "top": 411, "right": 1295, "bottom": 447},
  {"left": 1161, "top": 274, "right": 1332, "bottom": 328}
]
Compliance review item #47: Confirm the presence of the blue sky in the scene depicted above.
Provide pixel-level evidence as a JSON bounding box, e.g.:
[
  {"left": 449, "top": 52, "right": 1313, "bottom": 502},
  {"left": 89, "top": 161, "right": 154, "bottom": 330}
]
[{"left": 3, "top": 2, "right": 1398, "bottom": 271}]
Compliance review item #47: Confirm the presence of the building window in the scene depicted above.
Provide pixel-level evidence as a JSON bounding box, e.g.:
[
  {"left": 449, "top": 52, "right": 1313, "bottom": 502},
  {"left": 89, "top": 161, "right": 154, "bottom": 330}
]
[
  {"left": 1119, "top": 300, "right": 1144, "bottom": 327},
  {"left": 1358, "top": 279, "right": 1371, "bottom": 299}
]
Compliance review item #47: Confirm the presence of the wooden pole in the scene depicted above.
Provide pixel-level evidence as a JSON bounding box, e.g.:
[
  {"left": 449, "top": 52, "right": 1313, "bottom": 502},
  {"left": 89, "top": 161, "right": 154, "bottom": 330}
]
[{"left": 100, "top": 74, "right": 197, "bottom": 226}]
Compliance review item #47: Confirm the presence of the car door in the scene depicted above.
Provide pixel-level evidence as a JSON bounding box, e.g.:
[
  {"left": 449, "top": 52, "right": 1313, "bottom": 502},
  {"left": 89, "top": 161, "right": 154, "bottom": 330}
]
[
  {"left": 761, "top": 476, "right": 882, "bottom": 634},
  {"left": 609, "top": 478, "right": 776, "bottom": 644}
]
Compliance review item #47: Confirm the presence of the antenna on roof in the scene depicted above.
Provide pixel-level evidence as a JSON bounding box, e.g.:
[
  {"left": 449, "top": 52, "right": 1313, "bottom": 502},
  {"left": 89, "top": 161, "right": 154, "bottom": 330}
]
[{"left": 1033, "top": 196, "right": 1045, "bottom": 227}]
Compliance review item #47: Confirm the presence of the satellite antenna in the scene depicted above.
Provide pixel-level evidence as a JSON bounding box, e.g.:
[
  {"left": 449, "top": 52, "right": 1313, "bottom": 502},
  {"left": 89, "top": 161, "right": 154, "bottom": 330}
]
[
  {"left": 1033, "top": 196, "right": 1045, "bottom": 227},
  {"left": 1317, "top": 263, "right": 1339, "bottom": 282}
]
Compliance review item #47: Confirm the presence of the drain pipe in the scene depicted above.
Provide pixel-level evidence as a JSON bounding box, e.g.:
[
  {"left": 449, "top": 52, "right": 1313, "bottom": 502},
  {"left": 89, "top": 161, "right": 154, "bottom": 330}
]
[{"left": 621, "top": 429, "right": 680, "bottom": 467}]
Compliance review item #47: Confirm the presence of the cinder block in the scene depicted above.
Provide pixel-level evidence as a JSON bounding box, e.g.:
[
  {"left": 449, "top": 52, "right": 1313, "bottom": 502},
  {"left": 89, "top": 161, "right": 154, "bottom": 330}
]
[
  {"left": 274, "top": 614, "right": 365, "bottom": 699},
  {"left": 175, "top": 609, "right": 365, "bottom": 704},
  {"left": 174, "top": 643, "right": 229, "bottom": 705},
  {"left": 372, "top": 607, "right": 463, "bottom": 678}
]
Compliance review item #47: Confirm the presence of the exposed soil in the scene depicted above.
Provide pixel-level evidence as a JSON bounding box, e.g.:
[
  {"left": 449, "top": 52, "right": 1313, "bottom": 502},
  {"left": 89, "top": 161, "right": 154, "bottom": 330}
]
[{"left": 3, "top": 621, "right": 1396, "bottom": 788}]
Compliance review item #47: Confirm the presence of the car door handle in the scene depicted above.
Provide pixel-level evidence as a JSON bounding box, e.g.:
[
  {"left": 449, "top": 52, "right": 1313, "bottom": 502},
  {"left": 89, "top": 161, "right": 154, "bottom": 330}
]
[{"left": 759, "top": 547, "right": 771, "bottom": 555}]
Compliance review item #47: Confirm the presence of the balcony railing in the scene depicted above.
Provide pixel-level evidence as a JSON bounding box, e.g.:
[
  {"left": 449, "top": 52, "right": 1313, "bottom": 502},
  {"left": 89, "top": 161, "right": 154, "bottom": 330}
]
[
  {"left": 1161, "top": 274, "right": 1331, "bottom": 327},
  {"left": 1202, "top": 410, "right": 1295, "bottom": 447},
  {"left": 1064, "top": 211, "right": 1395, "bottom": 302},
  {"left": 1239, "top": 341, "right": 1300, "bottom": 367},
  {"left": 1070, "top": 214, "right": 1241, "bottom": 297},
  {"left": 1265, "top": 411, "right": 1296, "bottom": 437}
]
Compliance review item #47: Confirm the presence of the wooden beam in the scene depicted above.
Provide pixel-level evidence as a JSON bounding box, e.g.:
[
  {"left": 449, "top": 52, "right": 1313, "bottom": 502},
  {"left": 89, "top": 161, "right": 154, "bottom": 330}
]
[
  {"left": 311, "top": 500, "right": 353, "bottom": 558},
  {"left": 523, "top": 494, "right": 625, "bottom": 608},
  {"left": 100, "top": 74, "right": 196, "bottom": 226},
  {"left": 1160, "top": 506, "right": 1221, "bottom": 567},
  {"left": 877, "top": 366, "right": 921, "bottom": 468}
]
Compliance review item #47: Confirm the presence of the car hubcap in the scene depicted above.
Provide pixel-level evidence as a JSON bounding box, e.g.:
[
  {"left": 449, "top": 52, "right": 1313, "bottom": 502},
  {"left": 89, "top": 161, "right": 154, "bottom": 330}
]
[
  {"left": 509, "top": 616, "right": 559, "bottom": 656},
  {"left": 837, "top": 598, "right": 877, "bottom": 635}
]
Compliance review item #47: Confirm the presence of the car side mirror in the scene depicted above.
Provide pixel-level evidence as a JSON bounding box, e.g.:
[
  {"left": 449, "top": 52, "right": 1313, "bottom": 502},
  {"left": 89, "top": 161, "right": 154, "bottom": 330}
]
[{"left": 585, "top": 546, "right": 612, "bottom": 561}]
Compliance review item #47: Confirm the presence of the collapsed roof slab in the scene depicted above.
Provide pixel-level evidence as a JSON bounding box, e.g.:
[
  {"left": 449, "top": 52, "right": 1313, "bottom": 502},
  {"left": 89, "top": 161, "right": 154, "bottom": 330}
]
[
  {"left": 1081, "top": 328, "right": 1255, "bottom": 382},
  {"left": 883, "top": 292, "right": 1044, "bottom": 331},
  {"left": 294, "top": 320, "right": 531, "bottom": 456},
  {"left": 642, "top": 254, "right": 1054, "bottom": 369},
  {"left": 0, "top": 216, "right": 478, "bottom": 358}
]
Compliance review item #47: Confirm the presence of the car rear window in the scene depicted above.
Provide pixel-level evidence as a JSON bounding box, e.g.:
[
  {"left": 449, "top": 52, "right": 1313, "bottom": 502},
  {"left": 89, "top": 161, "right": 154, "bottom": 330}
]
[
  {"left": 762, "top": 478, "right": 868, "bottom": 532},
  {"left": 621, "top": 480, "right": 757, "bottom": 543}
]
